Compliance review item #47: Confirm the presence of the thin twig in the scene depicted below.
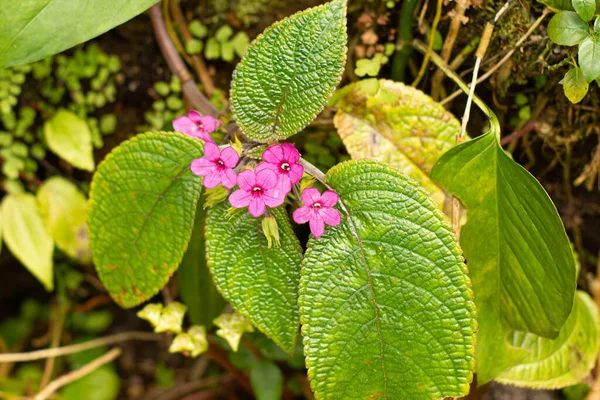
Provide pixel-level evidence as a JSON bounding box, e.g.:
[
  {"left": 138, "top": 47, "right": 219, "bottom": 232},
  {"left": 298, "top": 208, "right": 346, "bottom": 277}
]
[
  {"left": 149, "top": 4, "right": 219, "bottom": 117},
  {"left": 0, "top": 331, "right": 159, "bottom": 363},
  {"left": 441, "top": 7, "right": 550, "bottom": 105},
  {"left": 169, "top": 0, "right": 216, "bottom": 96},
  {"left": 39, "top": 303, "right": 67, "bottom": 389},
  {"left": 34, "top": 348, "right": 122, "bottom": 400},
  {"left": 412, "top": 0, "right": 443, "bottom": 87},
  {"left": 500, "top": 120, "right": 539, "bottom": 146}
]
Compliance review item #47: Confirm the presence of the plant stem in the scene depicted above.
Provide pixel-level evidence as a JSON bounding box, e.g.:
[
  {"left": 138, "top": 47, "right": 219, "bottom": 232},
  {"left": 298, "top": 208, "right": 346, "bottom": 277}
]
[
  {"left": 298, "top": 158, "right": 327, "bottom": 186},
  {"left": 0, "top": 331, "right": 159, "bottom": 363},
  {"left": 39, "top": 303, "right": 68, "bottom": 389},
  {"left": 391, "top": 0, "right": 418, "bottom": 82},
  {"left": 440, "top": 7, "right": 550, "bottom": 105},
  {"left": 149, "top": 4, "right": 219, "bottom": 118},
  {"left": 412, "top": 0, "right": 443, "bottom": 87},
  {"left": 34, "top": 348, "right": 121, "bottom": 400}
]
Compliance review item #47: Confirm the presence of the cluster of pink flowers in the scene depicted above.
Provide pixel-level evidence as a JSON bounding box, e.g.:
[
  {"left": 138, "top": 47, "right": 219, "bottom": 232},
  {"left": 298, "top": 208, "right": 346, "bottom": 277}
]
[{"left": 174, "top": 110, "right": 341, "bottom": 238}]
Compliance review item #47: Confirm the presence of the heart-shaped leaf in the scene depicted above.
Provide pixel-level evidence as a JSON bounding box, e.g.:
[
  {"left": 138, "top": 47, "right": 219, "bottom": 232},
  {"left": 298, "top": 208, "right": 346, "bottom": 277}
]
[
  {"left": 332, "top": 79, "right": 461, "bottom": 208},
  {"left": 206, "top": 203, "right": 303, "bottom": 352},
  {"left": 547, "top": 11, "right": 590, "bottom": 46},
  {"left": 230, "top": 0, "right": 347, "bottom": 143},
  {"left": 431, "top": 132, "right": 577, "bottom": 382},
  {"left": 89, "top": 132, "right": 204, "bottom": 308},
  {"left": 44, "top": 109, "right": 95, "bottom": 172},
  {"left": 299, "top": 160, "right": 476, "bottom": 399}
]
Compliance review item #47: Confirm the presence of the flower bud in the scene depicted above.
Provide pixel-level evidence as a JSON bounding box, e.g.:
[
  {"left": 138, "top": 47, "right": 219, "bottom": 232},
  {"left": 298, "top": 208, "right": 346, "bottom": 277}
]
[
  {"left": 155, "top": 302, "right": 187, "bottom": 334},
  {"left": 203, "top": 185, "right": 230, "bottom": 209},
  {"left": 213, "top": 312, "right": 254, "bottom": 352},
  {"left": 261, "top": 215, "right": 280, "bottom": 248},
  {"left": 137, "top": 303, "right": 163, "bottom": 328}
]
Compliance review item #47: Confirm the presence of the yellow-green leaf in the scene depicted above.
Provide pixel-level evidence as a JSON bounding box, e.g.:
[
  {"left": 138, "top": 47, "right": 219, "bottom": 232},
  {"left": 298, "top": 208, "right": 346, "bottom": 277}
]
[
  {"left": 496, "top": 291, "right": 599, "bottom": 389},
  {"left": 332, "top": 79, "right": 461, "bottom": 208},
  {"left": 37, "top": 177, "right": 90, "bottom": 263},
  {"left": 2, "top": 193, "right": 54, "bottom": 290},
  {"left": 44, "top": 109, "right": 95, "bottom": 171}
]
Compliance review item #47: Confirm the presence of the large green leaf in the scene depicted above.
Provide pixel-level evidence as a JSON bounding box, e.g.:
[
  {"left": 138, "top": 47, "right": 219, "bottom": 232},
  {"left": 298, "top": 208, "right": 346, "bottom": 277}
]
[
  {"left": 230, "top": 0, "right": 347, "bottom": 143},
  {"left": 206, "top": 202, "right": 303, "bottom": 353},
  {"left": 89, "top": 132, "right": 204, "bottom": 308},
  {"left": 578, "top": 37, "right": 600, "bottom": 82},
  {"left": 2, "top": 193, "right": 54, "bottom": 290},
  {"left": 37, "top": 177, "right": 90, "bottom": 263},
  {"left": 44, "top": 109, "right": 95, "bottom": 172},
  {"left": 332, "top": 79, "right": 460, "bottom": 208},
  {"left": 299, "top": 160, "right": 476, "bottom": 399},
  {"left": 538, "top": 0, "right": 600, "bottom": 13},
  {"left": 496, "top": 291, "right": 599, "bottom": 389},
  {"left": 178, "top": 198, "right": 225, "bottom": 327},
  {"left": 431, "top": 132, "right": 577, "bottom": 383},
  {"left": 0, "top": 0, "right": 159, "bottom": 68},
  {"left": 547, "top": 12, "right": 590, "bottom": 47}
]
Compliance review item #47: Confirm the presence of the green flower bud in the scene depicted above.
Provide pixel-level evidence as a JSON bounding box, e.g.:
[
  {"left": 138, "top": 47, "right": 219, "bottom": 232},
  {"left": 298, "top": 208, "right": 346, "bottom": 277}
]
[
  {"left": 203, "top": 186, "right": 230, "bottom": 209},
  {"left": 137, "top": 303, "right": 163, "bottom": 327},
  {"left": 213, "top": 312, "right": 254, "bottom": 352},
  {"left": 155, "top": 302, "right": 187, "bottom": 333},
  {"left": 261, "top": 215, "right": 280, "bottom": 248}
]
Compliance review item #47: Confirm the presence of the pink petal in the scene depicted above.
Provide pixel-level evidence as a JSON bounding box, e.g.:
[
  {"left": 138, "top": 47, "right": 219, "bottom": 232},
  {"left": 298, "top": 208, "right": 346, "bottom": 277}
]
[
  {"left": 276, "top": 176, "right": 292, "bottom": 194},
  {"left": 255, "top": 161, "right": 278, "bottom": 175},
  {"left": 200, "top": 115, "right": 220, "bottom": 133},
  {"left": 309, "top": 215, "right": 325, "bottom": 238},
  {"left": 173, "top": 116, "right": 195, "bottom": 135},
  {"left": 202, "top": 172, "right": 221, "bottom": 189},
  {"left": 281, "top": 143, "right": 300, "bottom": 163},
  {"left": 236, "top": 170, "right": 256, "bottom": 191},
  {"left": 188, "top": 110, "right": 203, "bottom": 124},
  {"left": 321, "top": 208, "right": 341, "bottom": 226},
  {"left": 320, "top": 190, "right": 339, "bottom": 207},
  {"left": 203, "top": 142, "right": 220, "bottom": 161},
  {"left": 263, "top": 191, "right": 285, "bottom": 208},
  {"left": 192, "top": 129, "right": 214, "bottom": 143},
  {"left": 229, "top": 189, "right": 252, "bottom": 208},
  {"left": 220, "top": 147, "right": 239, "bottom": 168},
  {"left": 190, "top": 157, "right": 216, "bottom": 176},
  {"left": 262, "top": 144, "right": 284, "bottom": 164},
  {"left": 293, "top": 206, "right": 312, "bottom": 224},
  {"left": 248, "top": 197, "right": 266, "bottom": 217},
  {"left": 301, "top": 187, "right": 320, "bottom": 207},
  {"left": 220, "top": 168, "right": 237, "bottom": 189},
  {"left": 255, "top": 169, "right": 277, "bottom": 190},
  {"left": 288, "top": 163, "right": 304, "bottom": 184}
]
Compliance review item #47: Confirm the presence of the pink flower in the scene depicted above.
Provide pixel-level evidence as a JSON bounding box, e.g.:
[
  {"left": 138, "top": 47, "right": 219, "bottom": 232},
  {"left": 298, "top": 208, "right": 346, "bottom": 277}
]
[
  {"left": 229, "top": 169, "right": 285, "bottom": 217},
  {"left": 293, "top": 188, "right": 341, "bottom": 238},
  {"left": 255, "top": 143, "right": 304, "bottom": 192},
  {"left": 173, "top": 110, "right": 220, "bottom": 142},
  {"left": 191, "top": 143, "right": 238, "bottom": 189}
]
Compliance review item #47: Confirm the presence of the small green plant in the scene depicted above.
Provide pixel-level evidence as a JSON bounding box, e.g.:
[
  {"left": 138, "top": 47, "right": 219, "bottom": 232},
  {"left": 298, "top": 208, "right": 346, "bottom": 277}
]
[{"left": 548, "top": 0, "right": 600, "bottom": 102}]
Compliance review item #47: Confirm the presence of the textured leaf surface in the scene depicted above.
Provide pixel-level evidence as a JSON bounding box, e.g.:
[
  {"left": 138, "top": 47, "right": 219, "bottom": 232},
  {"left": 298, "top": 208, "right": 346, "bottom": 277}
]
[
  {"left": 0, "top": 0, "right": 159, "bottom": 68},
  {"left": 561, "top": 67, "right": 589, "bottom": 104},
  {"left": 206, "top": 202, "right": 303, "bottom": 352},
  {"left": 573, "top": 0, "right": 596, "bottom": 21},
  {"left": 230, "top": 0, "right": 347, "bottom": 143},
  {"left": 37, "top": 177, "right": 90, "bottom": 263},
  {"left": 44, "top": 109, "right": 95, "bottom": 172},
  {"left": 299, "top": 160, "right": 476, "bottom": 399},
  {"left": 431, "top": 132, "right": 577, "bottom": 382},
  {"left": 2, "top": 193, "right": 54, "bottom": 290},
  {"left": 179, "top": 199, "right": 225, "bottom": 326},
  {"left": 332, "top": 79, "right": 460, "bottom": 208},
  {"left": 89, "top": 132, "right": 204, "bottom": 308},
  {"left": 496, "top": 291, "right": 599, "bottom": 389}
]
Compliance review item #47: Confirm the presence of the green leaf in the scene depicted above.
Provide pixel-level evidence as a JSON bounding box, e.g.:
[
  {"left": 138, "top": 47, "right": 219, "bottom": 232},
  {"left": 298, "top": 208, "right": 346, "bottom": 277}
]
[
  {"left": 332, "top": 79, "right": 461, "bottom": 209},
  {"left": 430, "top": 132, "right": 577, "bottom": 382},
  {"left": 579, "top": 37, "right": 600, "bottom": 82},
  {"left": 299, "top": 160, "right": 476, "bottom": 399},
  {"left": 595, "top": 16, "right": 600, "bottom": 32},
  {"left": 230, "top": 0, "right": 347, "bottom": 143},
  {"left": 250, "top": 360, "right": 284, "bottom": 400},
  {"left": 205, "top": 38, "right": 221, "bottom": 60},
  {"left": 573, "top": 0, "right": 596, "bottom": 21},
  {"left": 37, "top": 177, "right": 90, "bottom": 263},
  {"left": 539, "top": 0, "right": 600, "bottom": 12},
  {"left": 179, "top": 199, "right": 225, "bottom": 327},
  {"left": 88, "top": 132, "right": 204, "bottom": 308},
  {"left": 0, "top": 0, "right": 159, "bottom": 68},
  {"left": 496, "top": 291, "right": 599, "bottom": 389},
  {"left": 215, "top": 25, "right": 234, "bottom": 43},
  {"left": 206, "top": 202, "right": 303, "bottom": 353},
  {"left": 231, "top": 32, "right": 250, "bottom": 58},
  {"left": 561, "top": 67, "right": 589, "bottom": 103},
  {"left": 2, "top": 193, "right": 54, "bottom": 290},
  {"left": 44, "top": 109, "right": 95, "bottom": 171},
  {"left": 547, "top": 11, "right": 590, "bottom": 46},
  {"left": 61, "top": 367, "right": 120, "bottom": 400}
]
